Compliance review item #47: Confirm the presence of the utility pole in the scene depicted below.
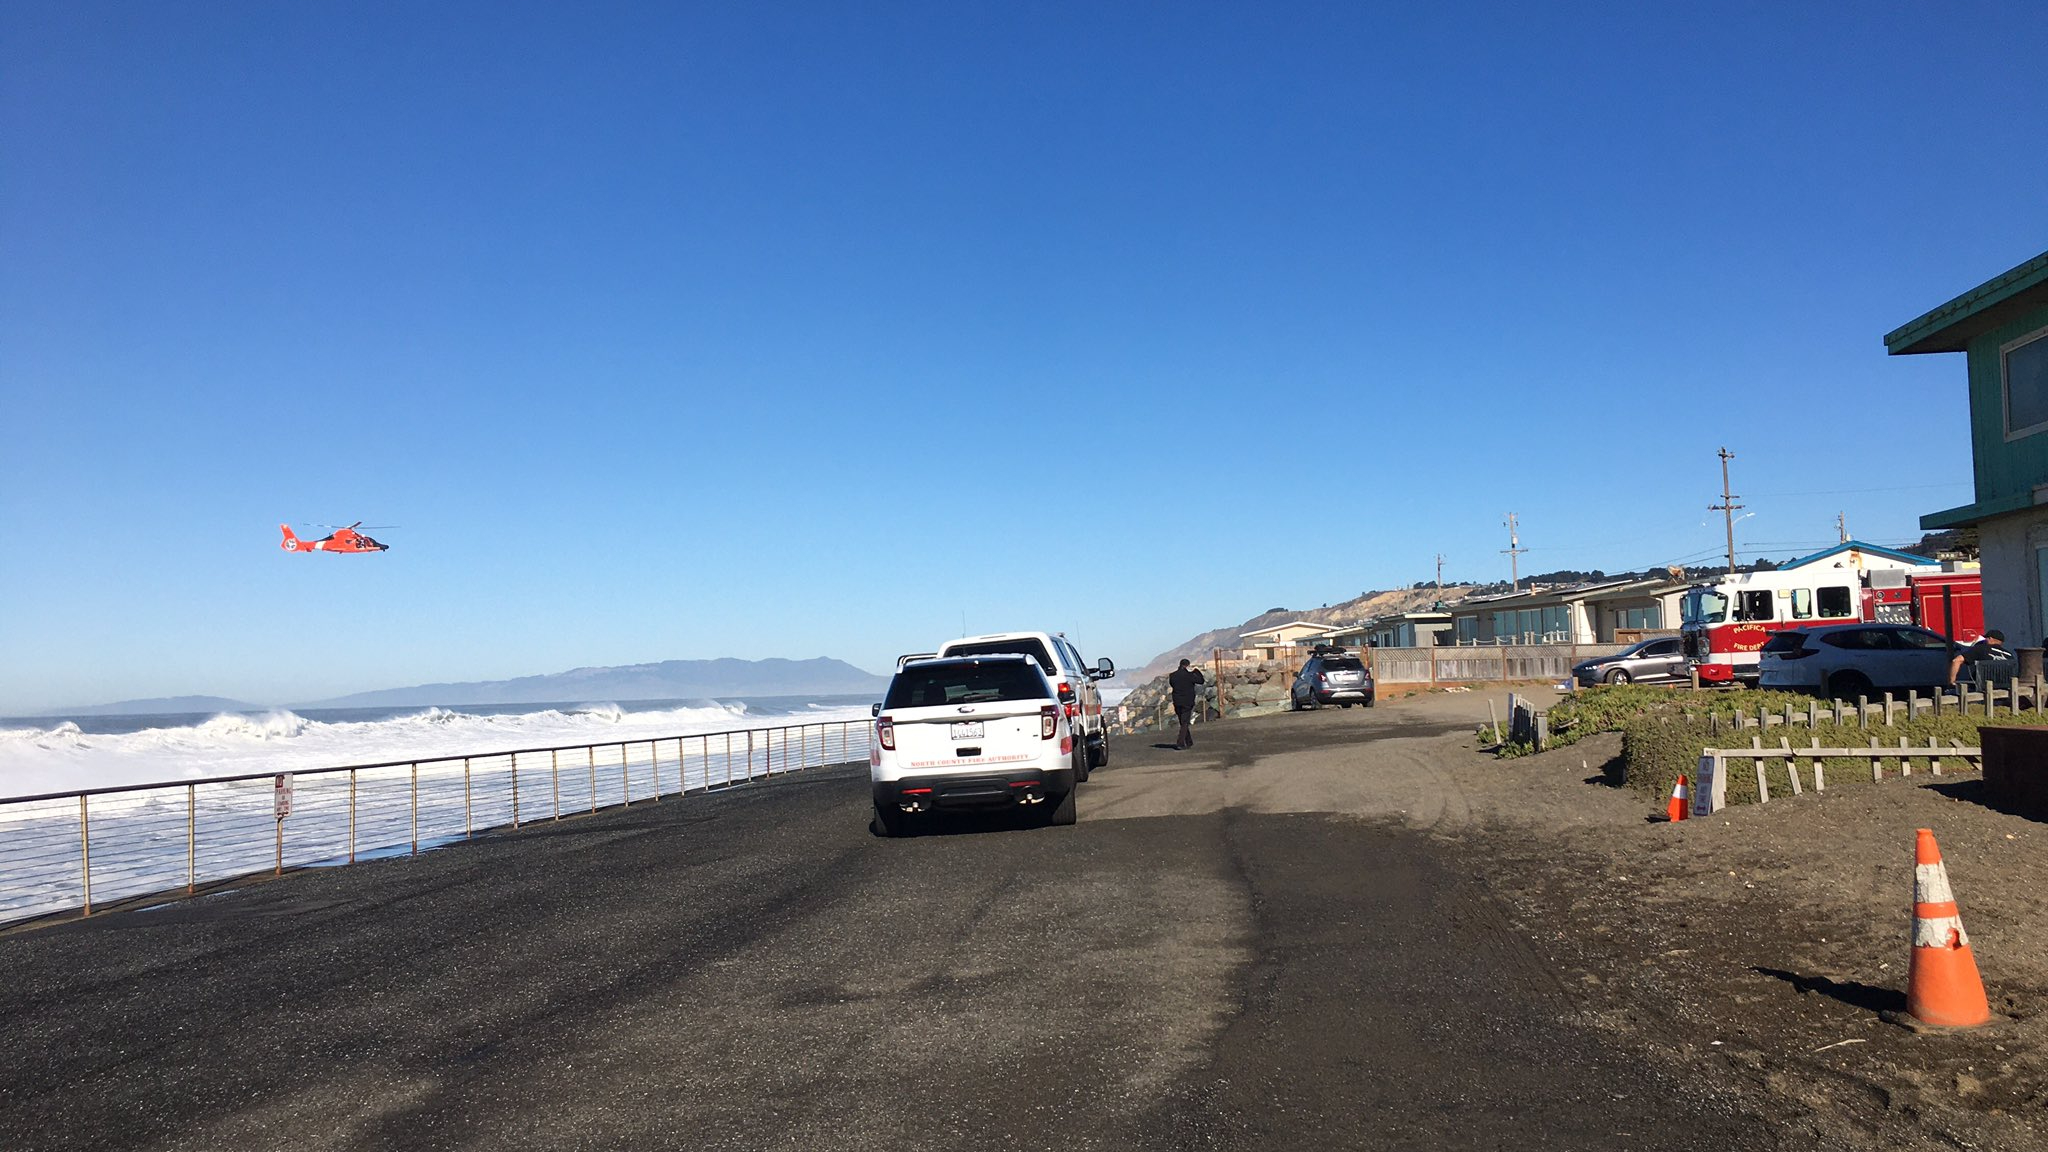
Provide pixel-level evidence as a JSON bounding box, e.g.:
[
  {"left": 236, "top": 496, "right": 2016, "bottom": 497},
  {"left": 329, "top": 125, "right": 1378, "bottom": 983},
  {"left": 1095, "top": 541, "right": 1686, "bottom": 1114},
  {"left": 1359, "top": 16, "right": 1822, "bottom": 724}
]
[
  {"left": 1707, "top": 447, "right": 1742, "bottom": 574},
  {"left": 1501, "top": 514, "right": 1527, "bottom": 589},
  {"left": 1837, "top": 512, "right": 1848, "bottom": 543},
  {"left": 1435, "top": 553, "right": 1445, "bottom": 589}
]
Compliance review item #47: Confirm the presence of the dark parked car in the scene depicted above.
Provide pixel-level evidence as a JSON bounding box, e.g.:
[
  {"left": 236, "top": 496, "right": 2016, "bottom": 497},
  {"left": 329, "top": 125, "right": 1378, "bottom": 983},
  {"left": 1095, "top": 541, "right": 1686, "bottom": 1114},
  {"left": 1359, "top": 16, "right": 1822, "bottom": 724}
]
[
  {"left": 1290, "top": 649, "right": 1375, "bottom": 710},
  {"left": 1571, "top": 636, "right": 1687, "bottom": 686}
]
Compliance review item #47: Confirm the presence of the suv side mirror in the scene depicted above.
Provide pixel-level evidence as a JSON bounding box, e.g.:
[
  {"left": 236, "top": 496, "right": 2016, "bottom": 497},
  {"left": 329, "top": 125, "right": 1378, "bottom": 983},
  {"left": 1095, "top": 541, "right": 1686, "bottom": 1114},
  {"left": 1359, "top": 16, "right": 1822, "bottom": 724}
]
[
  {"left": 1095, "top": 657, "right": 1115, "bottom": 678},
  {"left": 870, "top": 703, "right": 882, "bottom": 718}
]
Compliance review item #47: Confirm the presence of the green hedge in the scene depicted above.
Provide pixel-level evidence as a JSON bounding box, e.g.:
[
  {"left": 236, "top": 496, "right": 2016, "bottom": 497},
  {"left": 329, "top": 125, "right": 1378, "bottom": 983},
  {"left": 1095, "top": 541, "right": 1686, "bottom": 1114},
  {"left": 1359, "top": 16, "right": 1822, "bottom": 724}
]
[
  {"left": 1495, "top": 684, "right": 2048, "bottom": 809},
  {"left": 1620, "top": 711, "right": 2048, "bottom": 808},
  {"left": 1498, "top": 684, "right": 1823, "bottom": 758}
]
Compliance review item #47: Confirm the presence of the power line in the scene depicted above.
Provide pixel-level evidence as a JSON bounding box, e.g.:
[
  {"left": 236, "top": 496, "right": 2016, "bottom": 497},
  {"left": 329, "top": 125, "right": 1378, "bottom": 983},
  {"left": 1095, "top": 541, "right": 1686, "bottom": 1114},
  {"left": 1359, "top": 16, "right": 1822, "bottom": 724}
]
[{"left": 1743, "top": 482, "right": 1970, "bottom": 498}]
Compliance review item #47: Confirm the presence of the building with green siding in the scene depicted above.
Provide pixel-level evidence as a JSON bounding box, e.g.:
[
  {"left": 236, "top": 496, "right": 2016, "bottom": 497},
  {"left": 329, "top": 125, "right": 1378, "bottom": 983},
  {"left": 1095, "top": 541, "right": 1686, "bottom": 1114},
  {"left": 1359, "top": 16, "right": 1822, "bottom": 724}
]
[{"left": 1891, "top": 250, "right": 2048, "bottom": 647}]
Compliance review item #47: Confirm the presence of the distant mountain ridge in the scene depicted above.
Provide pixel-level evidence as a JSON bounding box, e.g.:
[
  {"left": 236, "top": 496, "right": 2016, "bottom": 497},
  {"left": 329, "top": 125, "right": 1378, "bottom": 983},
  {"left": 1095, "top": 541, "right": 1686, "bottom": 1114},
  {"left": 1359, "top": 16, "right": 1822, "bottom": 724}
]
[
  {"left": 27, "top": 695, "right": 261, "bottom": 718},
  {"left": 299, "top": 657, "right": 888, "bottom": 709},
  {"left": 26, "top": 658, "right": 890, "bottom": 717}
]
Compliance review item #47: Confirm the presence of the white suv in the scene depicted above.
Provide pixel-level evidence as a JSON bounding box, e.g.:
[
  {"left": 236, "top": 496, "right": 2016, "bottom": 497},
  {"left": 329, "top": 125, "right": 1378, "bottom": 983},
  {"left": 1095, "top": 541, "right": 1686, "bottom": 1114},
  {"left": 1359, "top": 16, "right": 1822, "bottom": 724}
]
[
  {"left": 869, "top": 656, "right": 1084, "bottom": 837},
  {"left": 936, "top": 632, "right": 1114, "bottom": 776}
]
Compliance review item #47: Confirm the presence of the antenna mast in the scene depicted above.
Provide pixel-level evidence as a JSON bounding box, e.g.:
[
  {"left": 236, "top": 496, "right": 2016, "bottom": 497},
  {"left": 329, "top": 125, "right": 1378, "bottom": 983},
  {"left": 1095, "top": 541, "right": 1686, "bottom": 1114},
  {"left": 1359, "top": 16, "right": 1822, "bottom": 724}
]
[
  {"left": 1501, "top": 514, "right": 1527, "bottom": 589},
  {"left": 1707, "top": 448, "right": 1743, "bottom": 573}
]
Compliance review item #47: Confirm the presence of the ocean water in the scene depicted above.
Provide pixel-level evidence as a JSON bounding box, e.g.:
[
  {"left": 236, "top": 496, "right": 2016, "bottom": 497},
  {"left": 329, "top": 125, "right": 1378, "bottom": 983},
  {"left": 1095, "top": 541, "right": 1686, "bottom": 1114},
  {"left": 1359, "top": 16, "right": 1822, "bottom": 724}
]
[{"left": 0, "top": 695, "right": 880, "bottom": 800}]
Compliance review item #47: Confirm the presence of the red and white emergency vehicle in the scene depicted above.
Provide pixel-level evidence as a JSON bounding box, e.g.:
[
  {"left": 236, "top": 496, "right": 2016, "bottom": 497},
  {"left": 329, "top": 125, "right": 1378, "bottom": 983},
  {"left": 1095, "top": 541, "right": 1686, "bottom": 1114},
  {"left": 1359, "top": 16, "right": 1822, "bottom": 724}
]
[{"left": 1680, "top": 553, "right": 1983, "bottom": 685}]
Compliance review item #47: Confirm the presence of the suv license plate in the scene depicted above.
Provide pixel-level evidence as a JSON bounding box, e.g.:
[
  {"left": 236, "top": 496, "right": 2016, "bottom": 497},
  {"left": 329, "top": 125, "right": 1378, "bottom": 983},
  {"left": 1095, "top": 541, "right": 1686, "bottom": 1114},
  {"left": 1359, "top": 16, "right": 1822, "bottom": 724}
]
[{"left": 950, "top": 721, "right": 984, "bottom": 740}]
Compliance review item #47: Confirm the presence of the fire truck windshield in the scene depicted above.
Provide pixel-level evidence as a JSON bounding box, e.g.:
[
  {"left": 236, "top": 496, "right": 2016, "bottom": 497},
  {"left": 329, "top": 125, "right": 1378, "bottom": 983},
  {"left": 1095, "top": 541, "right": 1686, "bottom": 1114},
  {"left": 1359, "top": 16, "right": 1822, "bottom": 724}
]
[{"left": 1683, "top": 589, "right": 1729, "bottom": 624}]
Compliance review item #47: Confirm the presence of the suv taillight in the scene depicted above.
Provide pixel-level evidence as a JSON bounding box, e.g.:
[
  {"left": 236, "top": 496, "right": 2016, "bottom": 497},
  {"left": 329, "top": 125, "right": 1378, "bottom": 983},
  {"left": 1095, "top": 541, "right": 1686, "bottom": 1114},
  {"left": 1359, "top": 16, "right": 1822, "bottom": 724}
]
[
  {"left": 877, "top": 717, "right": 895, "bottom": 750},
  {"left": 1040, "top": 704, "right": 1058, "bottom": 740}
]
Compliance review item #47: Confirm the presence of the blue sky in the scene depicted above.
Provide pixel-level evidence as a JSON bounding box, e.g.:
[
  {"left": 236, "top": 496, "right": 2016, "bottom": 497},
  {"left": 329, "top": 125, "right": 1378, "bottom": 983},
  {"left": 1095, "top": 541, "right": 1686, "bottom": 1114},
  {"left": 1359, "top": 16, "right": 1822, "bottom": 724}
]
[{"left": 3, "top": 2, "right": 2045, "bottom": 712}]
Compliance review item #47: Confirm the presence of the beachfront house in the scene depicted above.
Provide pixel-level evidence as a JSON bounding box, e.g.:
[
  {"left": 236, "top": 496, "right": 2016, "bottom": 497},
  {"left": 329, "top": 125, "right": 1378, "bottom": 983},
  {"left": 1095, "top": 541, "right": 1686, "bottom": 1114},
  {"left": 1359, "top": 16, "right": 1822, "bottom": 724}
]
[
  {"left": 1889, "top": 250, "right": 2048, "bottom": 649},
  {"left": 1238, "top": 621, "right": 1342, "bottom": 660},
  {"left": 1445, "top": 576, "right": 1688, "bottom": 645}
]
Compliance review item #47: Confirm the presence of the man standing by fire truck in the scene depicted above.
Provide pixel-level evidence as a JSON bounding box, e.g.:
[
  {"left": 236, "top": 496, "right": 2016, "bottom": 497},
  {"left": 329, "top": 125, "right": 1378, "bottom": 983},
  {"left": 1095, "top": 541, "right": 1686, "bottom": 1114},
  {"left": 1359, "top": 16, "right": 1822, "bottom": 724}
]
[{"left": 1948, "top": 629, "right": 2009, "bottom": 691}]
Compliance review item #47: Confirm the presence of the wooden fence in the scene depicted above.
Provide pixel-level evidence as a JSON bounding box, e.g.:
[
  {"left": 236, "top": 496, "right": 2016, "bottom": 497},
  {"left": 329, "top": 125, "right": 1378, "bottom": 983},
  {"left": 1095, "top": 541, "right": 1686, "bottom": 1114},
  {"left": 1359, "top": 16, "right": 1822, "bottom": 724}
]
[{"left": 1693, "top": 737, "right": 1980, "bottom": 815}]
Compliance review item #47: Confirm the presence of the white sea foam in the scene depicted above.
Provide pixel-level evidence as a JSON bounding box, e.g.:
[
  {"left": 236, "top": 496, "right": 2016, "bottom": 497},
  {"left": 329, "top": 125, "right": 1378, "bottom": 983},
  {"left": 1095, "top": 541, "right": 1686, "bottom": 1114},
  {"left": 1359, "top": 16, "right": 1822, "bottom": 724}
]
[{"left": 0, "top": 700, "right": 873, "bottom": 800}]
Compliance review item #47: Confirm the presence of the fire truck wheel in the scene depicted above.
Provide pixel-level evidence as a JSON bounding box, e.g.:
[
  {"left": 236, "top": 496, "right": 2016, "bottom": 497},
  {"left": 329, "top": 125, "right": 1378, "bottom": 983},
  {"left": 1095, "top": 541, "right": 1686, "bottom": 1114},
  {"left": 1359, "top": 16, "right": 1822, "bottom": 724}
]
[
  {"left": 1604, "top": 668, "right": 1632, "bottom": 685},
  {"left": 1827, "top": 670, "right": 1873, "bottom": 700}
]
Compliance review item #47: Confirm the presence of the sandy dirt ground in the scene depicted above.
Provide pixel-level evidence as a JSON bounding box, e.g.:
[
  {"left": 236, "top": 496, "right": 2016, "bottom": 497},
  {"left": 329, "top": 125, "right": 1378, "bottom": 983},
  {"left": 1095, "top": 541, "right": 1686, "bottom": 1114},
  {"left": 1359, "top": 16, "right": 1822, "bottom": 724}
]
[{"left": 1317, "top": 687, "right": 2048, "bottom": 1151}]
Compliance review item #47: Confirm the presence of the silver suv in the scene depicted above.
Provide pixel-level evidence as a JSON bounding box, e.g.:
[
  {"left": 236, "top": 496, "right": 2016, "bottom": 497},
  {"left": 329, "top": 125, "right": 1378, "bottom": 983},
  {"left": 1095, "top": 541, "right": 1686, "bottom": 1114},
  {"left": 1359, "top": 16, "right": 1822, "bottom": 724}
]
[
  {"left": 937, "top": 632, "right": 1114, "bottom": 776},
  {"left": 1289, "top": 648, "right": 1375, "bottom": 709}
]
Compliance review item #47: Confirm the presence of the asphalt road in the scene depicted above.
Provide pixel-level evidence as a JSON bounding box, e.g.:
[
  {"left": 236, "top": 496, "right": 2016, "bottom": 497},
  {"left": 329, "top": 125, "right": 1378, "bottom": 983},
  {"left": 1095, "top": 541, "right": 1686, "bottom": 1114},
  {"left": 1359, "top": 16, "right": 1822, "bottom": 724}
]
[{"left": 1, "top": 704, "right": 1773, "bottom": 1151}]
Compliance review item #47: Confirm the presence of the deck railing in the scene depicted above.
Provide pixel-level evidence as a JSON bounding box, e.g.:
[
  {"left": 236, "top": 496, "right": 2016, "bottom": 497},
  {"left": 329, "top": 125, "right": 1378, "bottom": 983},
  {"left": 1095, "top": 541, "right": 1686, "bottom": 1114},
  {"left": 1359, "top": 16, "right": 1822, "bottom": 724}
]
[{"left": 0, "top": 718, "right": 872, "bottom": 929}]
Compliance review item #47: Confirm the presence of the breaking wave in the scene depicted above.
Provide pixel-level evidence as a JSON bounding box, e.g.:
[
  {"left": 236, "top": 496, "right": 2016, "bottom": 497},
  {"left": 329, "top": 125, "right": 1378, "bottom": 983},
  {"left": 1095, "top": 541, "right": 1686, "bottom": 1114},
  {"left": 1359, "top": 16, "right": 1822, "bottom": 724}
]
[{"left": 0, "top": 698, "right": 870, "bottom": 800}]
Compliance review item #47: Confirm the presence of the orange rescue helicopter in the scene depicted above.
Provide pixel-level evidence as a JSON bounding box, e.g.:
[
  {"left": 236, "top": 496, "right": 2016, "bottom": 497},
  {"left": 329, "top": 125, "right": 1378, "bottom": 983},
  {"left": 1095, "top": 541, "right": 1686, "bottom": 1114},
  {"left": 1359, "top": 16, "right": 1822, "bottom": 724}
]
[{"left": 280, "top": 522, "right": 392, "bottom": 554}]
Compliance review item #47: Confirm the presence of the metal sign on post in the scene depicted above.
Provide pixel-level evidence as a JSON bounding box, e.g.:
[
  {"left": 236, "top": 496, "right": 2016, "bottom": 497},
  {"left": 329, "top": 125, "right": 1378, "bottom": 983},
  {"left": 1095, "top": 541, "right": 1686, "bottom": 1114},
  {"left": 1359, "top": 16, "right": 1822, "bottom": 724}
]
[
  {"left": 273, "top": 773, "right": 293, "bottom": 876},
  {"left": 1691, "top": 753, "right": 1723, "bottom": 817}
]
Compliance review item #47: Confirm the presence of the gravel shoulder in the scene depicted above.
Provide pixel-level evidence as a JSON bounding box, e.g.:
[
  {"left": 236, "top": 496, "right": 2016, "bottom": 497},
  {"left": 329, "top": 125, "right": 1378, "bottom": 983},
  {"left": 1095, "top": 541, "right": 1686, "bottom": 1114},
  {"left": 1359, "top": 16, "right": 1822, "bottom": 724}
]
[{"left": 1376, "top": 687, "right": 2048, "bottom": 1151}]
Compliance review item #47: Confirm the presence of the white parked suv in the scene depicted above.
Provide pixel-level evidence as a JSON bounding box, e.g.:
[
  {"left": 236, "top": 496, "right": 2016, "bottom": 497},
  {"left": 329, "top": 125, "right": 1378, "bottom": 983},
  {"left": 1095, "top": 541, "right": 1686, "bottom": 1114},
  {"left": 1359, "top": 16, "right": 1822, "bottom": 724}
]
[
  {"left": 936, "top": 632, "right": 1114, "bottom": 776},
  {"left": 869, "top": 655, "right": 1084, "bottom": 837}
]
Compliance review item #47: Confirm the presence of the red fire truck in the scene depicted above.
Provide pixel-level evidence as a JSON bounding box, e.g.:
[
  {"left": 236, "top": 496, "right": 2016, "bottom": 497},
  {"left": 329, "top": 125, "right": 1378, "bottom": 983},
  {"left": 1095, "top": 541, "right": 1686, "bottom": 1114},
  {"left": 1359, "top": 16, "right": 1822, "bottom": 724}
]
[{"left": 1679, "top": 565, "right": 1983, "bottom": 684}]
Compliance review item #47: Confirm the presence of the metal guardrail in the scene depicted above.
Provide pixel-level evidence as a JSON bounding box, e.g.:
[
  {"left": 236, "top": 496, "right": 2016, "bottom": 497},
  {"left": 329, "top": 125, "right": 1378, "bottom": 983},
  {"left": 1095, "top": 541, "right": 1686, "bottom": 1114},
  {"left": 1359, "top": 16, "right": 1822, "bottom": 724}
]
[{"left": 0, "top": 718, "right": 872, "bottom": 929}]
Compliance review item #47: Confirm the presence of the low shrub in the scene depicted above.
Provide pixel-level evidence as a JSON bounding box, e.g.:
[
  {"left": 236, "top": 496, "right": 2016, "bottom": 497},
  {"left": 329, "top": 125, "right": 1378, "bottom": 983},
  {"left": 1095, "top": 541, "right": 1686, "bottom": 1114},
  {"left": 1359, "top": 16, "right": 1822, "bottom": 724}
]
[
  {"left": 1620, "top": 710, "right": 2048, "bottom": 808},
  {"left": 1498, "top": 683, "right": 1820, "bottom": 758}
]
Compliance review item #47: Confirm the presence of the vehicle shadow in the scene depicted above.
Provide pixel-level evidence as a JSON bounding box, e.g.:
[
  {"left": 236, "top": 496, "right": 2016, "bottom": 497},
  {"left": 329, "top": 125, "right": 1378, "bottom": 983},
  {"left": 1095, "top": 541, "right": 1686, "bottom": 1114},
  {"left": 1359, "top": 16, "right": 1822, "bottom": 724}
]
[
  {"left": 1751, "top": 966, "right": 1906, "bottom": 1015},
  {"left": 875, "top": 809, "right": 1060, "bottom": 838},
  {"left": 1926, "top": 777, "right": 2048, "bottom": 823}
]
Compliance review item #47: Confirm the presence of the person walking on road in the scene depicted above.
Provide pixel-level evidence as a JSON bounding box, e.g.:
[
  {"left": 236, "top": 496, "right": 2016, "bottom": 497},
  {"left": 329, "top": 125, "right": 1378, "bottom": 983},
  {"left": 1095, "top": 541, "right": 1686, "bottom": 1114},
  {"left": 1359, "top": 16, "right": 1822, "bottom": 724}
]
[{"left": 1169, "top": 658, "right": 1206, "bottom": 750}]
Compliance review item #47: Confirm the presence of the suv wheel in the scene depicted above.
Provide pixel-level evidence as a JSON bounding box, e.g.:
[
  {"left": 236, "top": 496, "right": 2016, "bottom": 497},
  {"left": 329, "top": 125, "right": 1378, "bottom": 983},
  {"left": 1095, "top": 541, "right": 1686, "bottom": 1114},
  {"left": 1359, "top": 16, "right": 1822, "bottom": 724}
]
[
  {"left": 1828, "top": 670, "right": 1874, "bottom": 700},
  {"left": 872, "top": 802, "right": 906, "bottom": 838},
  {"left": 1047, "top": 787, "right": 1077, "bottom": 827},
  {"left": 1088, "top": 733, "right": 1109, "bottom": 769}
]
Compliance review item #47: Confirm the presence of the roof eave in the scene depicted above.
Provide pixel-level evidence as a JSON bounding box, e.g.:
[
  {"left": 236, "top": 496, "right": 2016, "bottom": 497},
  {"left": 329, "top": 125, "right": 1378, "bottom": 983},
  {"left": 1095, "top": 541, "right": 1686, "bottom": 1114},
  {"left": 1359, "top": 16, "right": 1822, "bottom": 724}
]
[{"left": 1885, "top": 251, "right": 2048, "bottom": 356}]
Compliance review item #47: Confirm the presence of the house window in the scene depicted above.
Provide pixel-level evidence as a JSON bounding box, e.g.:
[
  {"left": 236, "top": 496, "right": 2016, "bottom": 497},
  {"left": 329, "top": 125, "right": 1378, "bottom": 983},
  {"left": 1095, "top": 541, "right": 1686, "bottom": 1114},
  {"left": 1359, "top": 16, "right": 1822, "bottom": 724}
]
[
  {"left": 2003, "top": 326, "right": 2048, "bottom": 438},
  {"left": 2037, "top": 548, "right": 2048, "bottom": 645},
  {"left": 1618, "top": 604, "right": 1663, "bottom": 630}
]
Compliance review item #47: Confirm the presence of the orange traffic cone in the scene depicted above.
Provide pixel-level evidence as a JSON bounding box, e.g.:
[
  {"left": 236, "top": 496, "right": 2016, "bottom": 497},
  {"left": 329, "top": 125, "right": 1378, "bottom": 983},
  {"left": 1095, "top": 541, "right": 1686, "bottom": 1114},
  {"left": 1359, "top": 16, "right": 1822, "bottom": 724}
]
[
  {"left": 1665, "top": 775, "right": 1689, "bottom": 822},
  {"left": 1897, "top": 828, "right": 1993, "bottom": 1030}
]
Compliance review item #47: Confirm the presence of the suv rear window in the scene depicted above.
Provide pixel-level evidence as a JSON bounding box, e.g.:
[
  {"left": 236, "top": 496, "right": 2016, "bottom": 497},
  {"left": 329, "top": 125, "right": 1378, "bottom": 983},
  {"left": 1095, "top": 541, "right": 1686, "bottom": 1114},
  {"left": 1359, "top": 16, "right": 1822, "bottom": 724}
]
[
  {"left": 1319, "top": 657, "right": 1366, "bottom": 673},
  {"left": 942, "top": 639, "right": 1056, "bottom": 674},
  {"left": 1760, "top": 633, "right": 1807, "bottom": 654},
  {"left": 886, "top": 661, "right": 1050, "bottom": 708}
]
